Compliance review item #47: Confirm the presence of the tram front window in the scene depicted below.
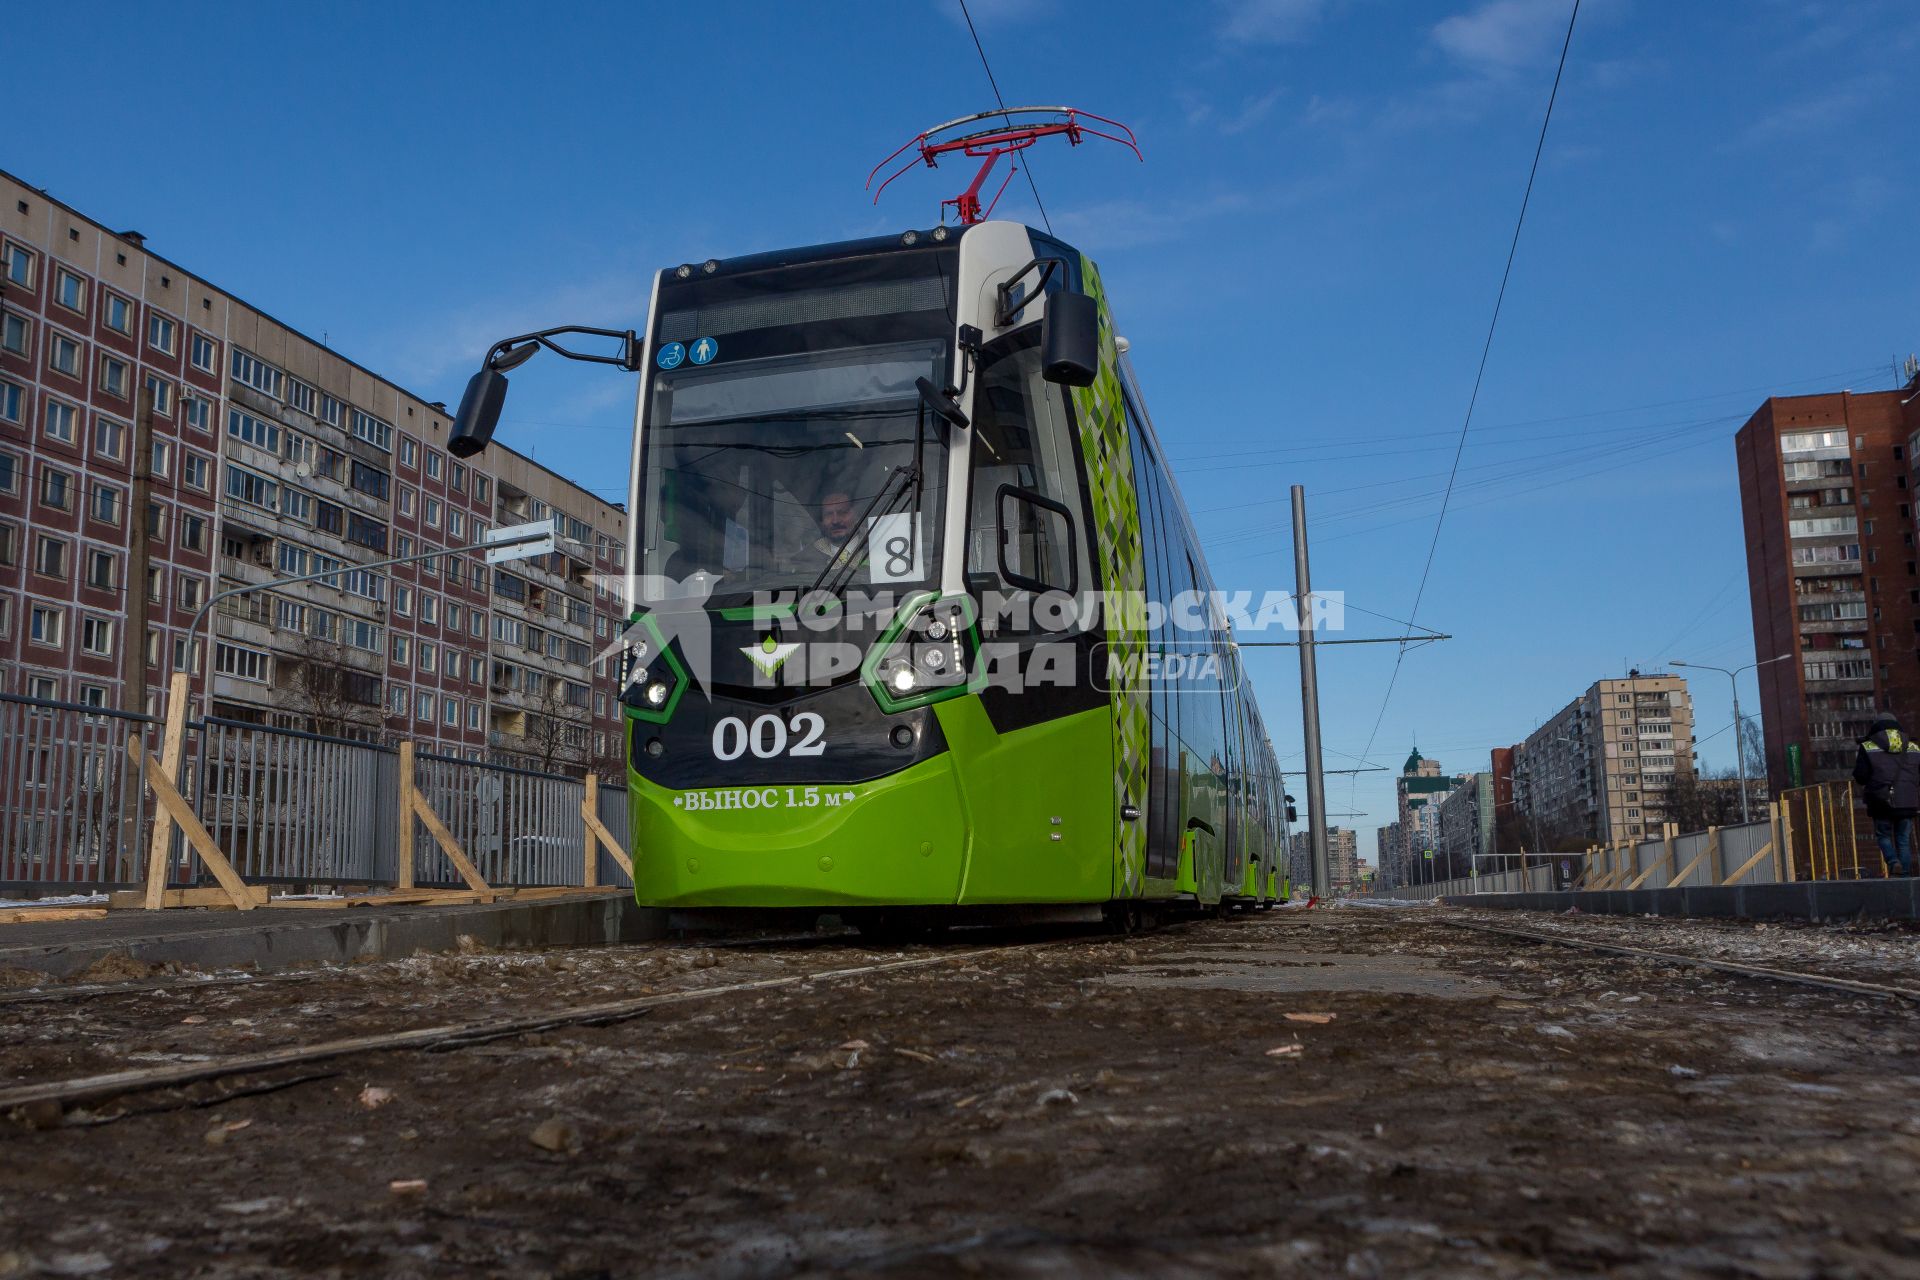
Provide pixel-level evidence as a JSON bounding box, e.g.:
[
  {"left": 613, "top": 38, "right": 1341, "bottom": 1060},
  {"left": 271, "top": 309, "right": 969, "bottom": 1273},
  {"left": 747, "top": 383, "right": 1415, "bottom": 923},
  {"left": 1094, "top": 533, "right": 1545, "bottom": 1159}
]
[{"left": 640, "top": 339, "right": 950, "bottom": 598}]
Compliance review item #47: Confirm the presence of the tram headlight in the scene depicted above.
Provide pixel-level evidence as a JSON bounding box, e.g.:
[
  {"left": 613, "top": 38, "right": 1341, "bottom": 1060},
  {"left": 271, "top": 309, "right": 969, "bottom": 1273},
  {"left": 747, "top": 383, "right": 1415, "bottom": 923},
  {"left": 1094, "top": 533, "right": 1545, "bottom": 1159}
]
[
  {"left": 674, "top": 264, "right": 694, "bottom": 280},
  {"left": 862, "top": 593, "right": 978, "bottom": 713},
  {"left": 620, "top": 614, "right": 686, "bottom": 725},
  {"left": 644, "top": 681, "right": 670, "bottom": 707}
]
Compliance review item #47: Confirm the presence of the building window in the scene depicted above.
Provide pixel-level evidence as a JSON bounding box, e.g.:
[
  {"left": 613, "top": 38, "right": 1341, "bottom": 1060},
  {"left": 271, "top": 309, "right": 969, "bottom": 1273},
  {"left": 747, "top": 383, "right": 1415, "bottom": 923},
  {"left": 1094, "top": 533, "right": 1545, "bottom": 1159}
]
[
  {"left": 80, "top": 616, "right": 114, "bottom": 655},
  {"left": 351, "top": 410, "right": 393, "bottom": 451},
  {"left": 287, "top": 378, "right": 316, "bottom": 416},
  {"left": 183, "top": 395, "right": 212, "bottom": 433},
  {"left": 400, "top": 436, "right": 418, "bottom": 467},
  {"left": 92, "top": 415, "right": 125, "bottom": 460},
  {"left": 392, "top": 634, "right": 411, "bottom": 664},
  {"left": 390, "top": 685, "right": 408, "bottom": 715},
  {"left": 142, "top": 373, "right": 172, "bottom": 415},
  {"left": 393, "top": 584, "right": 412, "bottom": 617},
  {"left": 0, "top": 379, "right": 20, "bottom": 423},
  {"left": 45, "top": 400, "right": 77, "bottom": 443},
  {"left": 54, "top": 269, "right": 85, "bottom": 314},
  {"left": 346, "top": 513, "right": 388, "bottom": 552},
  {"left": 467, "top": 702, "right": 483, "bottom": 731},
  {"left": 231, "top": 348, "right": 283, "bottom": 398},
  {"left": 227, "top": 407, "right": 281, "bottom": 452},
  {"left": 1, "top": 312, "right": 27, "bottom": 355},
  {"left": 151, "top": 439, "right": 172, "bottom": 479},
  {"left": 99, "top": 354, "right": 129, "bottom": 399},
  {"left": 182, "top": 452, "right": 211, "bottom": 492},
  {"left": 319, "top": 395, "right": 343, "bottom": 428},
  {"left": 148, "top": 314, "right": 177, "bottom": 355},
  {"left": 190, "top": 332, "right": 218, "bottom": 372},
  {"left": 103, "top": 294, "right": 133, "bottom": 335},
  {"left": 215, "top": 642, "right": 269, "bottom": 683},
  {"left": 29, "top": 604, "right": 64, "bottom": 648},
  {"left": 349, "top": 460, "right": 391, "bottom": 500},
  {"left": 425, "top": 496, "right": 441, "bottom": 528},
  {"left": 41, "top": 466, "right": 73, "bottom": 511},
  {"left": 419, "top": 642, "right": 437, "bottom": 674},
  {"left": 90, "top": 482, "right": 122, "bottom": 524},
  {"left": 425, "top": 450, "right": 443, "bottom": 481},
  {"left": 474, "top": 475, "right": 489, "bottom": 504},
  {"left": 49, "top": 333, "right": 81, "bottom": 377},
  {"left": 180, "top": 512, "right": 208, "bottom": 553},
  {"left": 416, "top": 691, "right": 433, "bottom": 721},
  {"left": 0, "top": 451, "right": 16, "bottom": 495},
  {"left": 225, "top": 464, "right": 279, "bottom": 511},
  {"left": 450, "top": 462, "right": 467, "bottom": 494},
  {"left": 443, "top": 696, "right": 458, "bottom": 727},
  {"left": 421, "top": 594, "right": 439, "bottom": 625},
  {"left": 2, "top": 242, "right": 34, "bottom": 288},
  {"left": 33, "top": 535, "right": 68, "bottom": 578}
]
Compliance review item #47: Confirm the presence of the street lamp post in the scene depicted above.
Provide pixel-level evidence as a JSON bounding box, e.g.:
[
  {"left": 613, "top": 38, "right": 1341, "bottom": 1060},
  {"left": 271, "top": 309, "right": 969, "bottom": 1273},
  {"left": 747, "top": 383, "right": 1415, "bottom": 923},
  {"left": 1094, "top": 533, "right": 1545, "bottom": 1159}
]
[{"left": 1673, "top": 654, "right": 1793, "bottom": 825}]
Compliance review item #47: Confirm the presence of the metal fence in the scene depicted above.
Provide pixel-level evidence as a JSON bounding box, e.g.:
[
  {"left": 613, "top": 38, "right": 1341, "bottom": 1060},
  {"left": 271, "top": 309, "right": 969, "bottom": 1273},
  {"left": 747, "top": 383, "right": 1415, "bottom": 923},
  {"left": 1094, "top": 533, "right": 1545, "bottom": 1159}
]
[
  {"left": 0, "top": 692, "right": 629, "bottom": 895},
  {"left": 0, "top": 692, "right": 162, "bottom": 888},
  {"left": 1778, "top": 781, "right": 1881, "bottom": 880}
]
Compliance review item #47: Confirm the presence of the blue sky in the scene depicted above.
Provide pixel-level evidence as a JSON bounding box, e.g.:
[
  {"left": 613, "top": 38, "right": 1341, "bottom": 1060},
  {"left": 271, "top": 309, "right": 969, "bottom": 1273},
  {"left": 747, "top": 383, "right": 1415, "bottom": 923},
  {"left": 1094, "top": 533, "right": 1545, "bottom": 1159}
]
[{"left": 10, "top": 0, "right": 1917, "bottom": 850}]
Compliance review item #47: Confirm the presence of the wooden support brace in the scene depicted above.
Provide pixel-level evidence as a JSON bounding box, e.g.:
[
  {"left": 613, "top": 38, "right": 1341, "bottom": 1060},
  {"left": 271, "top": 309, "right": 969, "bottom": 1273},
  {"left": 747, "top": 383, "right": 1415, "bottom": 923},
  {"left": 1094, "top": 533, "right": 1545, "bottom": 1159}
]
[
  {"left": 1668, "top": 827, "right": 1716, "bottom": 889},
  {"left": 1721, "top": 840, "right": 1775, "bottom": 887},
  {"left": 580, "top": 802, "right": 634, "bottom": 881},
  {"left": 128, "top": 737, "right": 255, "bottom": 911},
  {"left": 141, "top": 672, "right": 191, "bottom": 910},
  {"left": 409, "top": 789, "right": 493, "bottom": 898},
  {"left": 111, "top": 887, "right": 269, "bottom": 910},
  {"left": 397, "top": 740, "right": 417, "bottom": 891},
  {"left": 0, "top": 907, "right": 109, "bottom": 925},
  {"left": 583, "top": 774, "right": 600, "bottom": 889}
]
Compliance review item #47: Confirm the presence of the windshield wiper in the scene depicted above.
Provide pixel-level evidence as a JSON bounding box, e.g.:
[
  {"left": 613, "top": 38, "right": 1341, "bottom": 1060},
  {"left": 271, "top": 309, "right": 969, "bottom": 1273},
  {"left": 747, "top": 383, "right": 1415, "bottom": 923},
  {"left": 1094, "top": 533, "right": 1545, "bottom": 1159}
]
[{"left": 805, "top": 380, "right": 955, "bottom": 598}]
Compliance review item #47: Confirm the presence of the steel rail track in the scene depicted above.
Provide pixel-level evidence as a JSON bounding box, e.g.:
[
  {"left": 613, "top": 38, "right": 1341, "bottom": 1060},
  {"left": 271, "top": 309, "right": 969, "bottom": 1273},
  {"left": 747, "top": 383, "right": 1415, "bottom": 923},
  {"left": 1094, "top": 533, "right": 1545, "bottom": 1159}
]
[
  {"left": 0, "top": 941, "right": 1056, "bottom": 1115},
  {"left": 1440, "top": 918, "right": 1920, "bottom": 1003}
]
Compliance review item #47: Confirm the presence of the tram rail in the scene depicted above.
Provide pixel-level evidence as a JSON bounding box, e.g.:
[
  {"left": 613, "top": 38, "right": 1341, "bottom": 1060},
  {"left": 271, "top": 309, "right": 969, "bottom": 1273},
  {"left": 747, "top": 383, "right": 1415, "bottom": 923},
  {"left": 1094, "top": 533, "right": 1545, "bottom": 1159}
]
[
  {"left": 1438, "top": 917, "right": 1920, "bottom": 1004},
  {"left": 0, "top": 937, "right": 1078, "bottom": 1118}
]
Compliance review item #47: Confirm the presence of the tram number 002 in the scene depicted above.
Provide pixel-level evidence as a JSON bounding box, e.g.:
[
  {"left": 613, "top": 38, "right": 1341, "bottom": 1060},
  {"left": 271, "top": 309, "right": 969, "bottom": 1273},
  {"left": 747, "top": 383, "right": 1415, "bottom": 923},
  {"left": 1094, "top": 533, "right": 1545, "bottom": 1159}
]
[{"left": 711, "top": 712, "right": 826, "bottom": 761}]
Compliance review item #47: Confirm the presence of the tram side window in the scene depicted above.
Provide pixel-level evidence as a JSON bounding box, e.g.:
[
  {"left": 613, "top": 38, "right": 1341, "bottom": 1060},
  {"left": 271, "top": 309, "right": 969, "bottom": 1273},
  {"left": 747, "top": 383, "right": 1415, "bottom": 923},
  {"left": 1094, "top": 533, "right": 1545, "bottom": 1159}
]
[{"left": 968, "top": 330, "right": 1089, "bottom": 608}]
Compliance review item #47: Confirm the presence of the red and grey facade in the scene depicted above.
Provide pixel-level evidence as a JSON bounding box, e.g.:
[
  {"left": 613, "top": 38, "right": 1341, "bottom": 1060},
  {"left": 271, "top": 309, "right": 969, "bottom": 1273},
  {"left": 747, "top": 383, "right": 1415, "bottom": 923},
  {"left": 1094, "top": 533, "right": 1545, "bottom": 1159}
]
[{"left": 0, "top": 169, "right": 627, "bottom": 770}]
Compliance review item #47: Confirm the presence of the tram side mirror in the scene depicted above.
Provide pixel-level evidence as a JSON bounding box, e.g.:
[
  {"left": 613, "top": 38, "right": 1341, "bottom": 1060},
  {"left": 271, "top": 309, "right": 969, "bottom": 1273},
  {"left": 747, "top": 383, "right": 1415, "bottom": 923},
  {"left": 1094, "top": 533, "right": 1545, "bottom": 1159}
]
[
  {"left": 1042, "top": 289, "right": 1099, "bottom": 387},
  {"left": 916, "top": 376, "right": 969, "bottom": 430},
  {"left": 449, "top": 341, "right": 538, "bottom": 459},
  {"left": 449, "top": 367, "right": 507, "bottom": 459}
]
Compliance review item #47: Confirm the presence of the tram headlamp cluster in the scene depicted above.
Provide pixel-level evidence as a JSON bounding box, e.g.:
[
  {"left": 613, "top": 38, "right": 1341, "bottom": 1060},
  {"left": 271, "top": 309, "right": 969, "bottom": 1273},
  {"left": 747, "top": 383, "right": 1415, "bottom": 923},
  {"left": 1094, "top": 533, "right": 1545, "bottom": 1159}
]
[
  {"left": 861, "top": 592, "right": 978, "bottom": 714},
  {"left": 674, "top": 264, "right": 694, "bottom": 280},
  {"left": 620, "top": 615, "right": 686, "bottom": 725}
]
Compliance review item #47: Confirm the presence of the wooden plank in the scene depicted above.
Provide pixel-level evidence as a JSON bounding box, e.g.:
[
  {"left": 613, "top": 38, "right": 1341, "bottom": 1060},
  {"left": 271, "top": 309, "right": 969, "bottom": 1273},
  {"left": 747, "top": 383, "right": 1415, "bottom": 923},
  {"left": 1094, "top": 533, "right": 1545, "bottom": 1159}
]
[
  {"left": 580, "top": 804, "right": 634, "bottom": 880},
  {"left": 500, "top": 886, "right": 624, "bottom": 902},
  {"left": 583, "top": 773, "right": 600, "bottom": 889},
  {"left": 110, "top": 886, "right": 269, "bottom": 910},
  {"left": 128, "top": 739, "right": 256, "bottom": 911},
  {"left": 410, "top": 791, "right": 492, "bottom": 896},
  {"left": 0, "top": 907, "right": 108, "bottom": 925},
  {"left": 266, "top": 890, "right": 491, "bottom": 909},
  {"left": 141, "top": 672, "right": 192, "bottom": 910},
  {"left": 397, "top": 740, "right": 417, "bottom": 891},
  {"left": 1720, "top": 840, "right": 1774, "bottom": 887},
  {"left": 1667, "top": 827, "right": 1715, "bottom": 889}
]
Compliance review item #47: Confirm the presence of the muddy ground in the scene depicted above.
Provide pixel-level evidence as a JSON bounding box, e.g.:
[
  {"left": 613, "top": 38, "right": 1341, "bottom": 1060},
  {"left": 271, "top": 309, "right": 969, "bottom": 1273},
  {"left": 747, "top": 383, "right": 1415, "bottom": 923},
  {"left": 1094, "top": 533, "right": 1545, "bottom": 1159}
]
[{"left": 3, "top": 905, "right": 1919, "bottom": 1278}]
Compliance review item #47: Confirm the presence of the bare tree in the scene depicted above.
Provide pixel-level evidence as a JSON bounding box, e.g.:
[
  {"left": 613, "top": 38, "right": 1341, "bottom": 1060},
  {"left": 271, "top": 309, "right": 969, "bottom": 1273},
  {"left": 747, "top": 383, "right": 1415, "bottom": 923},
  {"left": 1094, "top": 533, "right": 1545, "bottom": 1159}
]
[
  {"left": 510, "top": 678, "right": 593, "bottom": 776},
  {"left": 281, "top": 636, "right": 385, "bottom": 741},
  {"left": 1659, "top": 765, "right": 1751, "bottom": 832}
]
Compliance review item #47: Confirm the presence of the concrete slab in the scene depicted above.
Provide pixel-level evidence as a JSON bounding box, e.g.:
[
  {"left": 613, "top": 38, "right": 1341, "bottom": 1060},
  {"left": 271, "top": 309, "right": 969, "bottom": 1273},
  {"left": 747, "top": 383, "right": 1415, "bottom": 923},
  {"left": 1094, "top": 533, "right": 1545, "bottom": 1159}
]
[
  {"left": 1448, "top": 881, "right": 1920, "bottom": 923},
  {"left": 0, "top": 892, "right": 667, "bottom": 979}
]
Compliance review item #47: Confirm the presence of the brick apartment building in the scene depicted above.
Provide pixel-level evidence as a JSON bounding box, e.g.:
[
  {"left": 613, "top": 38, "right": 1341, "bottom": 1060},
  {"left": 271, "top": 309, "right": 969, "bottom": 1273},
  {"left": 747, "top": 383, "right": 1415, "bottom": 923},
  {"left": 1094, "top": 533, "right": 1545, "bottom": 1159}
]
[
  {"left": 1736, "top": 384, "right": 1920, "bottom": 790},
  {"left": 0, "top": 170, "right": 629, "bottom": 773},
  {"left": 1509, "top": 673, "right": 1695, "bottom": 847}
]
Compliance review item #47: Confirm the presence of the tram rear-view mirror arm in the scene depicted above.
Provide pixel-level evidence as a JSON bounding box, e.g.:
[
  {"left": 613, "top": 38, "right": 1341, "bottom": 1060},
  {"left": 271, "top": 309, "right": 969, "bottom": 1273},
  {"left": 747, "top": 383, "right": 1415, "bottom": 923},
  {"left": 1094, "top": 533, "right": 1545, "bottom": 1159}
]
[
  {"left": 916, "top": 377, "right": 969, "bottom": 431},
  {"left": 449, "top": 324, "right": 642, "bottom": 459}
]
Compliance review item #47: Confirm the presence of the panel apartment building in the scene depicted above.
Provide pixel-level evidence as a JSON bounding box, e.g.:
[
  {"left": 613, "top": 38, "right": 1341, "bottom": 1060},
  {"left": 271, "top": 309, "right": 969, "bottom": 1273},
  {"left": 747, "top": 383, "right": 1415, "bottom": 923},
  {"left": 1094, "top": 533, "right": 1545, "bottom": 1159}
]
[
  {"left": 1736, "top": 385, "right": 1920, "bottom": 790},
  {"left": 1511, "top": 672, "right": 1695, "bottom": 847},
  {"left": 0, "top": 171, "right": 629, "bottom": 772}
]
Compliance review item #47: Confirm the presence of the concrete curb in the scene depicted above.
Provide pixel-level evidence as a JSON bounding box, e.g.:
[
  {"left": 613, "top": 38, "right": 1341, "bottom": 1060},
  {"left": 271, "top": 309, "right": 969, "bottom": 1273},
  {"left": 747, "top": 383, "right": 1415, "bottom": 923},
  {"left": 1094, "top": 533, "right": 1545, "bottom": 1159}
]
[
  {"left": 0, "top": 894, "right": 669, "bottom": 979},
  {"left": 1443, "top": 879, "right": 1920, "bottom": 922}
]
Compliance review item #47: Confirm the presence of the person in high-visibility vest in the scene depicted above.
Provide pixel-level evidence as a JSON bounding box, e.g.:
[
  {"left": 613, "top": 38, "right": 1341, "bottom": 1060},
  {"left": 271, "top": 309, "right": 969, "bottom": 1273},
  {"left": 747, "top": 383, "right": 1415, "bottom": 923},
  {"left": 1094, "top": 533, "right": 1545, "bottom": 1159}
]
[{"left": 1852, "top": 715, "right": 1920, "bottom": 876}]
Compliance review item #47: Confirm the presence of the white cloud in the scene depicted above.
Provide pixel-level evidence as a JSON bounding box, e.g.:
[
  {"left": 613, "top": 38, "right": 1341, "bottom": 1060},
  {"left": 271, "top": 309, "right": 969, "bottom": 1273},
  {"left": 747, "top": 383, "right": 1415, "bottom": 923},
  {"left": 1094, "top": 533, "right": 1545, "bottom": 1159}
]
[
  {"left": 1431, "top": 0, "right": 1570, "bottom": 74},
  {"left": 1219, "top": 0, "right": 1327, "bottom": 44},
  {"left": 1221, "top": 88, "right": 1284, "bottom": 134}
]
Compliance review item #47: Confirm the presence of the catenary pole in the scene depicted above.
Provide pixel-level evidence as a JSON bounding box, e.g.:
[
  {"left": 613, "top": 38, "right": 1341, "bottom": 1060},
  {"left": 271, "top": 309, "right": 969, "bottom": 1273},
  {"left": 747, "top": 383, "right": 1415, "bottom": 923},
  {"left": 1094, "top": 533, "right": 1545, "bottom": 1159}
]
[{"left": 1292, "top": 486, "right": 1331, "bottom": 899}]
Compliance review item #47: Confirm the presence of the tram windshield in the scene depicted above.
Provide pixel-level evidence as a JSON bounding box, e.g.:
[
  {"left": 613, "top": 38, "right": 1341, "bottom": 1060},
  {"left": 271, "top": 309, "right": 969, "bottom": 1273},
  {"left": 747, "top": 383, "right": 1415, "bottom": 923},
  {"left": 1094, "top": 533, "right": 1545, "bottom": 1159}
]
[{"left": 639, "top": 339, "right": 950, "bottom": 599}]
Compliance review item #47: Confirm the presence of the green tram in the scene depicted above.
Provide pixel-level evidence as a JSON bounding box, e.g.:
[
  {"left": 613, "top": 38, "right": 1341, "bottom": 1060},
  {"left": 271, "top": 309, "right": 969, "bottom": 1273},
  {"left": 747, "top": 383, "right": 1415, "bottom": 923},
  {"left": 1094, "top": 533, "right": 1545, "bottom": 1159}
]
[{"left": 456, "top": 220, "right": 1292, "bottom": 926}]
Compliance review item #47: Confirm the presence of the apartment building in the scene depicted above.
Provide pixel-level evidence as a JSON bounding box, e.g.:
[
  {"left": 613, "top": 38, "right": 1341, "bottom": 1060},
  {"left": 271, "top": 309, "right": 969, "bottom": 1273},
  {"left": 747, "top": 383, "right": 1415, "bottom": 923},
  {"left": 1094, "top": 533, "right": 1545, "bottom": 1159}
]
[
  {"left": 1737, "top": 385, "right": 1920, "bottom": 789},
  {"left": 0, "top": 170, "right": 629, "bottom": 773},
  {"left": 1435, "top": 772, "right": 1492, "bottom": 880},
  {"left": 1288, "top": 825, "right": 1359, "bottom": 893},
  {"left": 1512, "top": 673, "right": 1695, "bottom": 846}
]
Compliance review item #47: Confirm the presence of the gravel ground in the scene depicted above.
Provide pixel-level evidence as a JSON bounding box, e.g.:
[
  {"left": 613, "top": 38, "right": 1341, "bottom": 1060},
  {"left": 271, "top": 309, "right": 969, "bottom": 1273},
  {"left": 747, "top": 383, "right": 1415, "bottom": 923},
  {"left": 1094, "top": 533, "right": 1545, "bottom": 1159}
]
[{"left": 3, "top": 907, "right": 1918, "bottom": 1277}]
